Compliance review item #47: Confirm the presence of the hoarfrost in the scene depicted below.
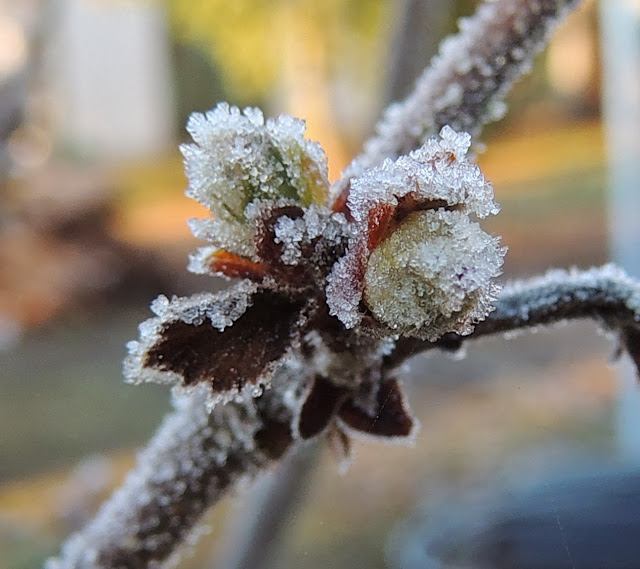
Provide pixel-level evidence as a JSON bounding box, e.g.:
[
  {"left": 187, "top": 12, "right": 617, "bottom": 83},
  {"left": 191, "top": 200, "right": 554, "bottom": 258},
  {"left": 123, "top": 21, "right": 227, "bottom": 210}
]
[
  {"left": 188, "top": 218, "right": 255, "bottom": 261},
  {"left": 497, "top": 264, "right": 640, "bottom": 330},
  {"left": 48, "top": 3, "right": 608, "bottom": 568},
  {"left": 181, "top": 103, "right": 330, "bottom": 257},
  {"left": 363, "top": 209, "right": 505, "bottom": 340},
  {"left": 187, "top": 245, "right": 220, "bottom": 276},
  {"left": 46, "top": 391, "right": 264, "bottom": 569},
  {"left": 274, "top": 215, "right": 306, "bottom": 265},
  {"left": 273, "top": 204, "right": 350, "bottom": 266},
  {"left": 333, "top": 0, "right": 581, "bottom": 197},
  {"left": 124, "top": 282, "right": 257, "bottom": 389},
  {"left": 326, "top": 126, "right": 504, "bottom": 335},
  {"left": 346, "top": 126, "right": 499, "bottom": 225}
]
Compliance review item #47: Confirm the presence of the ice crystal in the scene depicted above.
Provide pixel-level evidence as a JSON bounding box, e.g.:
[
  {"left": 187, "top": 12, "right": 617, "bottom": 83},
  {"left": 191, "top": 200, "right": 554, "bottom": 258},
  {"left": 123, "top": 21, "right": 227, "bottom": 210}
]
[
  {"left": 182, "top": 103, "right": 330, "bottom": 258},
  {"left": 347, "top": 126, "right": 500, "bottom": 223},
  {"left": 122, "top": 282, "right": 309, "bottom": 409},
  {"left": 326, "top": 126, "right": 505, "bottom": 335},
  {"left": 46, "top": 390, "right": 265, "bottom": 569},
  {"left": 364, "top": 209, "right": 504, "bottom": 340},
  {"left": 498, "top": 264, "right": 640, "bottom": 329},
  {"left": 272, "top": 204, "right": 349, "bottom": 266},
  {"left": 124, "top": 282, "right": 258, "bottom": 387}
]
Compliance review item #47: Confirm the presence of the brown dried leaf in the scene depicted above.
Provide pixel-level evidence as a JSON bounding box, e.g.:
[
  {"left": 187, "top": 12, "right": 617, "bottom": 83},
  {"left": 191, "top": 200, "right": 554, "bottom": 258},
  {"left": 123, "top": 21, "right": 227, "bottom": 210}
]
[
  {"left": 143, "top": 290, "right": 306, "bottom": 394},
  {"left": 338, "top": 379, "right": 415, "bottom": 439},
  {"left": 298, "top": 376, "right": 349, "bottom": 439}
]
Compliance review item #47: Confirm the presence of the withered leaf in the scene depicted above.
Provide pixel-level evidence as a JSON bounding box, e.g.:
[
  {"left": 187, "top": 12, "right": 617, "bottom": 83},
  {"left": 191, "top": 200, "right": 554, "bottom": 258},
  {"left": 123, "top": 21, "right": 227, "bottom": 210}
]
[
  {"left": 622, "top": 326, "right": 640, "bottom": 381},
  {"left": 144, "top": 290, "right": 305, "bottom": 393},
  {"left": 338, "top": 379, "right": 415, "bottom": 438},
  {"left": 298, "top": 376, "right": 349, "bottom": 439}
]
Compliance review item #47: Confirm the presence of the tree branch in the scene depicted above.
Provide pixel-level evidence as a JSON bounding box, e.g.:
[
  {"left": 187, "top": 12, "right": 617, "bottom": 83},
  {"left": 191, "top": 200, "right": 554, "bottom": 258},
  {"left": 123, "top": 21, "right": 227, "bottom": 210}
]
[
  {"left": 334, "top": 0, "right": 583, "bottom": 196},
  {"left": 48, "top": 264, "right": 640, "bottom": 569},
  {"left": 385, "top": 265, "right": 640, "bottom": 372},
  {"left": 46, "top": 3, "right": 594, "bottom": 568},
  {"left": 46, "top": 387, "right": 297, "bottom": 569}
]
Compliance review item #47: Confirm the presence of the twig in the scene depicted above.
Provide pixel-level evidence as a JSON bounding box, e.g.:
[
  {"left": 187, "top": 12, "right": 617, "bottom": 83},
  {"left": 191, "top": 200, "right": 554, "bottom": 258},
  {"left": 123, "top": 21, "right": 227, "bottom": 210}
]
[
  {"left": 385, "top": 265, "right": 640, "bottom": 371},
  {"left": 48, "top": 266, "right": 640, "bottom": 569},
  {"left": 46, "top": 388, "right": 297, "bottom": 569},
  {"left": 46, "top": 2, "right": 596, "bottom": 568},
  {"left": 334, "top": 0, "right": 582, "bottom": 196}
]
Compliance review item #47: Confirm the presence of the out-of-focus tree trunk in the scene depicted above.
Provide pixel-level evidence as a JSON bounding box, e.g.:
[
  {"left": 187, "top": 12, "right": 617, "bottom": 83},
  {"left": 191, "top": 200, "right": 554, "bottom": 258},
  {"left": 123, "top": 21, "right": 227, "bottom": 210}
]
[
  {"left": 600, "top": 0, "right": 640, "bottom": 460},
  {"left": 384, "top": 0, "right": 453, "bottom": 104}
]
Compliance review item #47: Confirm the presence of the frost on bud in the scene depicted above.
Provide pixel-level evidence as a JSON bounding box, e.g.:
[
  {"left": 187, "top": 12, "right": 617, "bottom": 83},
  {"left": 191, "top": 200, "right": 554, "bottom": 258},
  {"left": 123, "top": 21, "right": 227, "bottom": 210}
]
[
  {"left": 364, "top": 209, "right": 504, "bottom": 340},
  {"left": 326, "top": 126, "right": 506, "bottom": 339},
  {"left": 181, "top": 103, "right": 330, "bottom": 260}
]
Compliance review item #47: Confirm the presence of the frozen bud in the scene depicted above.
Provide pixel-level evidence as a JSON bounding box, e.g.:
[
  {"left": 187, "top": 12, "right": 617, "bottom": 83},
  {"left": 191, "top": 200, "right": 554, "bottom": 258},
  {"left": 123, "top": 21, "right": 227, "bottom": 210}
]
[
  {"left": 181, "top": 103, "right": 330, "bottom": 258},
  {"left": 326, "top": 126, "right": 506, "bottom": 338},
  {"left": 363, "top": 209, "right": 504, "bottom": 339}
]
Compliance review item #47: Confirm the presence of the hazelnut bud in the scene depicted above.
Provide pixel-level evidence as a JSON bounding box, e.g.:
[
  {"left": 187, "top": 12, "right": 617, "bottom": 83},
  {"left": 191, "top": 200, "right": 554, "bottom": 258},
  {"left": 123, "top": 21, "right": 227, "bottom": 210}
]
[
  {"left": 181, "top": 103, "right": 330, "bottom": 260},
  {"left": 326, "top": 126, "right": 506, "bottom": 339},
  {"left": 363, "top": 208, "right": 504, "bottom": 340}
]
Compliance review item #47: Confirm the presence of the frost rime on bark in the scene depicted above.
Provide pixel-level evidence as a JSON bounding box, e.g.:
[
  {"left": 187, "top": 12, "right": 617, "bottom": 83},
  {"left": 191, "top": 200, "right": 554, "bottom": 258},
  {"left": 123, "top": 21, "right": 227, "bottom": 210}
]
[
  {"left": 387, "top": 265, "right": 640, "bottom": 370},
  {"left": 334, "top": 0, "right": 582, "bottom": 197},
  {"left": 49, "top": 265, "right": 640, "bottom": 569},
  {"left": 47, "top": 392, "right": 268, "bottom": 569}
]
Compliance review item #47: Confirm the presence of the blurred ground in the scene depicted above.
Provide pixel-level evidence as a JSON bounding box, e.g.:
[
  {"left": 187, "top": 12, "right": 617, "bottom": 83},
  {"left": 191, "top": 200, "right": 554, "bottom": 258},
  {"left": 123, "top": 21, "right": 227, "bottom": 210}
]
[{"left": 0, "top": 321, "right": 618, "bottom": 569}]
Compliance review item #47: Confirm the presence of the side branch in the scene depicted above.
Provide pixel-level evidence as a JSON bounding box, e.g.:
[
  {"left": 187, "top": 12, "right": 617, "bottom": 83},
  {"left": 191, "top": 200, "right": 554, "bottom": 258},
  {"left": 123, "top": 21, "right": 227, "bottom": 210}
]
[
  {"left": 385, "top": 265, "right": 640, "bottom": 371},
  {"left": 335, "top": 0, "right": 582, "bottom": 195},
  {"left": 215, "top": 444, "right": 319, "bottom": 569}
]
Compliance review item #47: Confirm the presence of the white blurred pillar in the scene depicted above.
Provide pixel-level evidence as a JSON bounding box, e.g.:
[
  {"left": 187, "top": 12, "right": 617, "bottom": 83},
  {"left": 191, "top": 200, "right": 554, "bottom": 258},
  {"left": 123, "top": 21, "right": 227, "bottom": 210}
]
[
  {"left": 48, "top": 0, "right": 174, "bottom": 160},
  {"left": 599, "top": 0, "right": 640, "bottom": 459}
]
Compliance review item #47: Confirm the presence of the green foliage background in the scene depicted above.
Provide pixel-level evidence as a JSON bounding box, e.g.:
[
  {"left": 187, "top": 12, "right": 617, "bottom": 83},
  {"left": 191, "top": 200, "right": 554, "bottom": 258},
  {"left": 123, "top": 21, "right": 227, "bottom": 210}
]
[{"left": 169, "top": 0, "right": 389, "bottom": 105}]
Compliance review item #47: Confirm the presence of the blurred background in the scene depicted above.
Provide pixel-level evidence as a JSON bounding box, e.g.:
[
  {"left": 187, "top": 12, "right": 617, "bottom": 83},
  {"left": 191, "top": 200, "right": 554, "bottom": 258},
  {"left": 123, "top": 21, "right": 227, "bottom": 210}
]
[{"left": 1, "top": 0, "right": 639, "bottom": 568}]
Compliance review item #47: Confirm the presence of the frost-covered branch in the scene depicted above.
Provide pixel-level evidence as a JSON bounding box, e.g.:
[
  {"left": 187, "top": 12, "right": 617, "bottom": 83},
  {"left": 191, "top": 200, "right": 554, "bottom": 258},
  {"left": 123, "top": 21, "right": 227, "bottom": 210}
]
[
  {"left": 49, "top": 264, "right": 640, "bottom": 569},
  {"left": 334, "top": 0, "right": 582, "bottom": 196},
  {"left": 47, "top": 387, "right": 298, "bottom": 569},
  {"left": 385, "top": 265, "right": 640, "bottom": 371}
]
